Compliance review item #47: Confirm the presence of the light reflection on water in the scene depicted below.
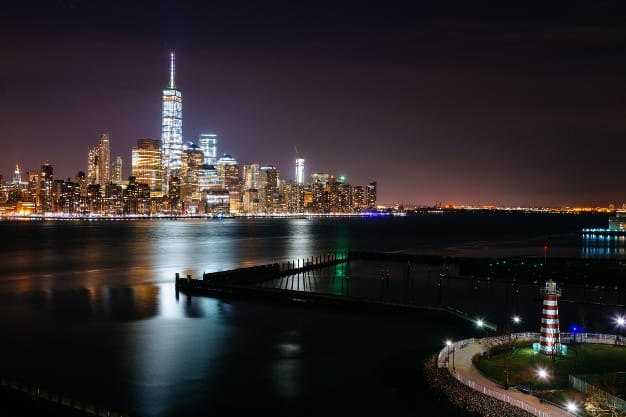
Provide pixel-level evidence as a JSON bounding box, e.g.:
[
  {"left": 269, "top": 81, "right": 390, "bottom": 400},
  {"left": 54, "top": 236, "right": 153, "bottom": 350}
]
[
  {"left": 582, "top": 233, "right": 626, "bottom": 258},
  {"left": 0, "top": 214, "right": 623, "bottom": 417}
]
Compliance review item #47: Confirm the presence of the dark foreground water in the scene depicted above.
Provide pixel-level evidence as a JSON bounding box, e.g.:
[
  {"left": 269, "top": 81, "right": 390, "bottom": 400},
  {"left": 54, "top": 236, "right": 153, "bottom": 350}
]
[{"left": 0, "top": 212, "right": 619, "bottom": 416}]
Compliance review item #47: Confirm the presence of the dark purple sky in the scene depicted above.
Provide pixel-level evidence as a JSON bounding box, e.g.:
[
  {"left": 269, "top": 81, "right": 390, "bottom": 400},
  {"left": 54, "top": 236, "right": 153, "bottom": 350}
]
[{"left": 2, "top": 1, "right": 626, "bottom": 207}]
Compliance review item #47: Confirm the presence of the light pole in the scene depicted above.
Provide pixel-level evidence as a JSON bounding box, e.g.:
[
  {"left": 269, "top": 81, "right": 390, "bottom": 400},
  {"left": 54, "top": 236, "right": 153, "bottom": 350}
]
[
  {"left": 451, "top": 342, "right": 455, "bottom": 370},
  {"left": 504, "top": 315, "right": 521, "bottom": 390},
  {"left": 536, "top": 367, "right": 550, "bottom": 395},
  {"left": 446, "top": 340, "right": 452, "bottom": 368},
  {"left": 615, "top": 315, "right": 625, "bottom": 344}
]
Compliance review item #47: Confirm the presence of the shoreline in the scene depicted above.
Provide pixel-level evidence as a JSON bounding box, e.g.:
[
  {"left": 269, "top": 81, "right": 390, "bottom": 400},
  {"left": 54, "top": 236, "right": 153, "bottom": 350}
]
[{"left": 423, "top": 354, "right": 534, "bottom": 417}]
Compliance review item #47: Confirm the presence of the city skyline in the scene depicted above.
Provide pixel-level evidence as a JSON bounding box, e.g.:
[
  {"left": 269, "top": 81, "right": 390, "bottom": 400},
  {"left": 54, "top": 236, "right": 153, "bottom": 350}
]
[{"left": 2, "top": 2, "right": 626, "bottom": 206}]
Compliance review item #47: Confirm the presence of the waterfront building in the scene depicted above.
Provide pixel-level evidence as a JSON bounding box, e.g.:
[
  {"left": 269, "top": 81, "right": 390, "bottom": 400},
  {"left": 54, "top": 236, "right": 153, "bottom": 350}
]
[
  {"left": 161, "top": 51, "right": 183, "bottom": 176},
  {"left": 295, "top": 157, "right": 305, "bottom": 185},
  {"left": 131, "top": 138, "right": 164, "bottom": 198},
  {"left": 366, "top": 181, "right": 377, "bottom": 209},
  {"left": 98, "top": 133, "right": 111, "bottom": 185},
  {"left": 202, "top": 189, "right": 230, "bottom": 215},
  {"left": 111, "top": 156, "right": 123, "bottom": 184},
  {"left": 352, "top": 185, "right": 365, "bottom": 211},
  {"left": 104, "top": 183, "right": 124, "bottom": 215},
  {"left": 39, "top": 161, "right": 54, "bottom": 213},
  {"left": 197, "top": 164, "right": 221, "bottom": 192},
  {"left": 180, "top": 144, "right": 204, "bottom": 212},
  {"left": 56, "top": 179, "right": 82, "bottom": 213},
  {"left": 608, "top": 210, "right": 626, "bottom": 231},
  {"left": 87, "top": 145, "right": 99, "bottom": 185},
  {"left": 310, "top": 173, "right": 330, "bottom": 213},
  {"left": 217, "top": 154, "right": 242, "bottom": 214},
  {"left": 243, "top": 163, "right": 260, "bottom": 191},
  {"left": 242, "top": 189, "right": 259, "bottom": 214},
  {"left": 124, "top": 176, "right": 151, "bottom": 215},
  {"left": 259, "top": 165, "right": 279, "bottom": 214},
  {"left": 74, "top": 171, "right": 89, "bottom": 213},
  {"left": 167, "top": 175, "right": 181, "bottom": 214},
  {"left": 198, "top": 133, "right": 217, "bottom": 166},
  {"left": 331, "top": 179, "right": 353, "bottom": 213}
]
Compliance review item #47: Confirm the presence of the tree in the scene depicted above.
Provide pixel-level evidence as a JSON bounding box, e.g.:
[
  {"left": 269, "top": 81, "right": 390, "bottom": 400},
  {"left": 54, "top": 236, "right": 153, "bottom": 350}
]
[{"left": 584, "top": 374, "right": 625, "bottom": 417}]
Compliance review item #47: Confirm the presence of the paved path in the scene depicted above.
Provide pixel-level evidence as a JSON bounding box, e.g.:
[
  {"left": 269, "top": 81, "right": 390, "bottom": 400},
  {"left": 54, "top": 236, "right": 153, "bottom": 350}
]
[{"left": 446, "top": 339, "right": 573, "bottom": 417}]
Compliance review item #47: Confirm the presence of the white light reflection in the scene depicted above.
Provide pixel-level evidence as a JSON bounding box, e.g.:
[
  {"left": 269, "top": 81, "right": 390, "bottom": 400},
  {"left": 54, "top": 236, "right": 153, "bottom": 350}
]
[
  {"left": 286, "top": 219, "right": 313, "bottom": 262},
  {"left": 131, "top": 287, "right": 230, "bottom": 417}
]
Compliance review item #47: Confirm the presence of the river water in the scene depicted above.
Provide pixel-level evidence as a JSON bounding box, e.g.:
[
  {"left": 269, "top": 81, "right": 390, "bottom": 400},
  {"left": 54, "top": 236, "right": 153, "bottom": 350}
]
[{"left": 0, "top": 212, "right": 619, "bottom": 416}]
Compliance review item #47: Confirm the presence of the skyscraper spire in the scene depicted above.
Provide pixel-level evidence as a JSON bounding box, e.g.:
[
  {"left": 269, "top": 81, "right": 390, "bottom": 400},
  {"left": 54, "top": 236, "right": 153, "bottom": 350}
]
[
  {"left": 162, "top": 50, "right": 183, "bottom": 178},
  {"left": 169, "top": 51, "right": 176, "bottom": 89}
]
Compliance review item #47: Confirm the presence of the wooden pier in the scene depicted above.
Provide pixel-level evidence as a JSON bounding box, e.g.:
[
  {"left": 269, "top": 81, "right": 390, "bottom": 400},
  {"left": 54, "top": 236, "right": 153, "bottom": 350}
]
[
  {"left": 176, "top": 251, "right": 350, "bottom": 288},
  {"left": 174, "top": 251, "right": 479, "bottom": 326}
]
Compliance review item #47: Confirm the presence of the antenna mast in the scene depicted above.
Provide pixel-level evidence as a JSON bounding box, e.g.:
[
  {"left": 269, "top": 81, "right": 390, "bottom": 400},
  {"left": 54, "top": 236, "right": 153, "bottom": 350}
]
[{"left": 169, "top": 51, "right": 176, "bottom": 89}]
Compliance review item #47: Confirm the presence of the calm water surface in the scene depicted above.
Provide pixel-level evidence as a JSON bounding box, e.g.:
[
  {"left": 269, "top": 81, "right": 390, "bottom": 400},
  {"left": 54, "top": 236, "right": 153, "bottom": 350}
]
[{"left": 0, "top": 213, "right": 618, "bottom": 416}]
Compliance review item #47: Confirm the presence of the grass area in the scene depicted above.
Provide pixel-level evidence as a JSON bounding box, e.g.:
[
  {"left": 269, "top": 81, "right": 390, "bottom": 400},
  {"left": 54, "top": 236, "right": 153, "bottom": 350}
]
[{"left": 475, "top": 343, "right": 626, "bottom": 390}]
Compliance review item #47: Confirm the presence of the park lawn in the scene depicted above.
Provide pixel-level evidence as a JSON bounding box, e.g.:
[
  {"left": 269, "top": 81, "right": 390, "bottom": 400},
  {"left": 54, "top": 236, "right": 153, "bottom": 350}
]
[{"left": 475, "top": 343, "right": 626, "bottom": 389}]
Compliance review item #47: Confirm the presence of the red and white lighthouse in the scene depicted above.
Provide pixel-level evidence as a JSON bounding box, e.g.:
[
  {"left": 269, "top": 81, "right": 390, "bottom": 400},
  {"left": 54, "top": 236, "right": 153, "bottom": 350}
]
[{"left": 539, "top": 279, "right": 561, "bottom": 355}]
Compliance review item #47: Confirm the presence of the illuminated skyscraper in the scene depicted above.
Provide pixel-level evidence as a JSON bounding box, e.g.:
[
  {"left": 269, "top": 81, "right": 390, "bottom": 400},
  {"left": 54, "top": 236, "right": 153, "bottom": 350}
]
[
  {"left": 295, "top": 158, "right": 305, "bottom": 185},
  {"left": 39, "top": 161, "right": 54, "bottom": 213},
  {"left": 161, "top": 51, "right": 183, "bottom": 175},
  {"left": 243, "top": 163, "right": 260, "bottom": 191},
  {"left": 98, "top": 133, "right": 111, "bottom": 185},
  {"left": 259, "top": 165, "right": 279, "bottom": 213},
  {"left": 111, "top": 156, "right": 123, "bottom": 184},
  {"left": 198, "top": 133, "right": 217, "bottom": 166},
  {"left": 217, "top": 154, "right": 241, "bottom": 214},
  {"left": 12, "top": 164, "right": 22, "bottom": 184},
  {"left": 366, "top": 181, "right": 377, "bottom": 209},
  {"left": 87, "top": 146, "right": 99, "bottom": 185},
  {"left": 181, "top": 144, "right": 204, "bottom": 206},
  {"left": 132, "top": 138, "right": 164, "bottom": 198},
  {"left": 352, "top": 185, "right": 365, "bottom": 210}
]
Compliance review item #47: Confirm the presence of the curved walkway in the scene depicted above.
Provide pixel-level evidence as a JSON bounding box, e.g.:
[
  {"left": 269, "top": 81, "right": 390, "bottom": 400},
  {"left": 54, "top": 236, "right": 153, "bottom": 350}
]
[
  {"left": 437, "top": 332, "right": 622, "bottom": 417},
  {"left": 443, "top": 337, "right": 570, "bottom": 417}
]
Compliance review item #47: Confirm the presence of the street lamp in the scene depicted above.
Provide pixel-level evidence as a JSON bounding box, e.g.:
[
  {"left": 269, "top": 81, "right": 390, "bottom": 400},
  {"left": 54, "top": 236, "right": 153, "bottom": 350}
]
[
  {"left": 536, "top": 367, "right": 549, "bottom": 381},
  {"left": 565, "top": 401, "right": 578, "bottom": 416}
]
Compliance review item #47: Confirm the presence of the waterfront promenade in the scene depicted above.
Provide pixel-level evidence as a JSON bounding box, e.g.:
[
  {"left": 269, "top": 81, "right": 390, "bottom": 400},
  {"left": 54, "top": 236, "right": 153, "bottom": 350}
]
[{"left": 436, "top": 333, "right": 623, "bottom": 417}]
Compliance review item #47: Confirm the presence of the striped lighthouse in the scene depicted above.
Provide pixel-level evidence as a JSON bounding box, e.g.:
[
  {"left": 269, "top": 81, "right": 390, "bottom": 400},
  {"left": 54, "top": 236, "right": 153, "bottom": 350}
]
[{"left": 539, "top": 279, "right": 561, "bottom": 355}]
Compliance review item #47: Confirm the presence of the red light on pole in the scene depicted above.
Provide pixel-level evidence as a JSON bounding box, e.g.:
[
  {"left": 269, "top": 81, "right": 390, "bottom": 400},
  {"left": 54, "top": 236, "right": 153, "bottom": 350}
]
[{"left": 544, "top": 245, "right": 548, "bottom": 265}]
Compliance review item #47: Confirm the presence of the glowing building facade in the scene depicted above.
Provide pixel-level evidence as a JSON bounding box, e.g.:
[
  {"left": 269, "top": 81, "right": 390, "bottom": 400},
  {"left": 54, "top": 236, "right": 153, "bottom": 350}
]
[
  {"left": 295, "top": 158, "right": 305, "bottom": 185},
  {"left": 111, "top": 156, "right": 123, "bottom": 184},
  {"left": 198, "top": 133, "right": 217, "bottom": 166},
  {"left": 98, "top": 133, "right": 111, "bottom": 185},
  {"left": 217, "top": 154, "right": 241, "bottom": 213},
  {"left": 181, "top": 144, "right": 204, "bottom": 206},
  {"left": 366, "top": 181, "right": 377, "bottom": 209},
  {"left": 87, "top": 146, "right": 99, "bottom": 185},
  {"left": 161, "top": 51, "right": 183, "bottom": 175},
  {"left": 131, "top": 139, "right": 164, "bottom": 198}
]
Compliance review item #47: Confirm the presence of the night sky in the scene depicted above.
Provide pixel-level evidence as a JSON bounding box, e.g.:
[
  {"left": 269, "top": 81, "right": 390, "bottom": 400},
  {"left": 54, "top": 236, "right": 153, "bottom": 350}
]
[{"left": 2, "top": 1, "right": 626, "bottom": 207}]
